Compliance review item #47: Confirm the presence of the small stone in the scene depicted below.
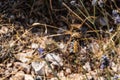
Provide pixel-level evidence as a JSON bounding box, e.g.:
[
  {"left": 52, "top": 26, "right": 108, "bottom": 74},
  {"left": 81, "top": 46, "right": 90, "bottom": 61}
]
[
  {"left": 7, "top": 63, "right": 12, "bottom": 68},
  {"left": 87, "top": 42, "right": 99, "bottom": 54},
  {"left": 57, "top": 70, "right": 65, "bottom": 78},
  {"left": 10, "top": 71, "right": 24, "bottom": 80},
  {"left": 68, "top": 74, "right": 84, "bottom": 80},
  {"left": 31, "top": 61, "right": 46, "bottom": 75},
  {"left": 31, "top": 43, "right": 39, "bottom": 49},
  {"left": 83, "top": 62, "right": 91, "bottom": 71},
  {"left": 80, "top": 47, "right": 87, "bottom": 54},
  {"left": 9, "top": 41, "right": 15, "bottom": 47},
  {"left": 0, "top": 27, "right": 8, "bottom": 34},
  {"left": 24, "top": 74, "right": 34, "bottom": 80},
  {"left": 45, "top": 53, "right": 63, "bottom": 66},
  {"left": 85, "top": 75, "right": 93, "bottom": 80},
  {"left": 99, "top": 77, "right": 106, "bottom": 80},
  {"left": 4, "top": 69, "right": 11, "bottom": 77},
  {"left": 15, "top": 50, "right": 34, "bottom": 63},
  {"left": 65, "top": 68, "right": 71, "bottom": 74},
  {"left": 110, "top": 62, "right": 117, "bottom": 72}
]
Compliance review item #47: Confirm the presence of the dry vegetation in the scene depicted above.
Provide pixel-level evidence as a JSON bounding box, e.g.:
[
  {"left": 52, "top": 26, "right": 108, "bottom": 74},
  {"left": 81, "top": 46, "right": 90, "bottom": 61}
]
[{"left": 0, "top": 0, "right": 120, "bottom": 80}]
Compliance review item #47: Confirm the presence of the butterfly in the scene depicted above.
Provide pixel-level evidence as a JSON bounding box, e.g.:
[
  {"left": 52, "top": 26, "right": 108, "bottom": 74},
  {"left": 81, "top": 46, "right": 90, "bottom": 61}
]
[{"left": 73, "top": 40, "right": 79, "bottom": 53}]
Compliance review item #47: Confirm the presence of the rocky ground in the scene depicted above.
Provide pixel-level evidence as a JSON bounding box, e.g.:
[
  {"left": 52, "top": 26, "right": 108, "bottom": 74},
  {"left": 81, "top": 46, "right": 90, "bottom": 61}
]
[{"left": 0, "top": 0, "right": 120, "bottom": 80}]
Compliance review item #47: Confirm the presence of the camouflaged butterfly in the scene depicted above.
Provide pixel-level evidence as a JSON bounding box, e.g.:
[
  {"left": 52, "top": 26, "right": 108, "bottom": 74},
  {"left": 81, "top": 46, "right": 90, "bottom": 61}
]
[
  {"left": 73, "top": 40, "right": 79, "bottom": 53},
  {"left": 68, "top": 40, "right": 79, "bottom": 53}
]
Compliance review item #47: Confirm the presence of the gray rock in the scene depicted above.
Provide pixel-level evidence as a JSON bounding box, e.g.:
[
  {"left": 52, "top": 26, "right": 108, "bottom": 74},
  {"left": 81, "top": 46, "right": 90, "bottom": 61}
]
[
  {"left": 31, "top": 61, "right": 46, "bottom": 75},
  {"left": 15, "top": 50, "right": 34, "bottom": 63},
  {"left": 45, "top": 53, "right": 63, "bottom": 66}
]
